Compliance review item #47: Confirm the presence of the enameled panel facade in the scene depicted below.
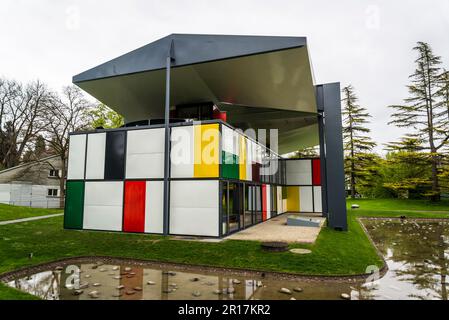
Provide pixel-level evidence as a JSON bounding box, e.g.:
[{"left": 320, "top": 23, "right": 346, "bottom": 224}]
[{"left": 64, "top": 121, "right": 323, "bottom": 237}]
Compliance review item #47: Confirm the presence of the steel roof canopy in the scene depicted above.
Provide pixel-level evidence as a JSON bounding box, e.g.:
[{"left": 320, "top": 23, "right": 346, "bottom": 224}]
[{"left": 73, "top": 34, "right": 319, "bottom": 154}]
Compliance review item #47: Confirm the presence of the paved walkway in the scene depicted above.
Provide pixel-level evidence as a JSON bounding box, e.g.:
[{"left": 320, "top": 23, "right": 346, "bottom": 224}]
[
  {"left": 226, "top": 213, "right": 326, "bottom": 243},
  {"left": 0, "top": 213, "right": 63, "bottom": 225}
]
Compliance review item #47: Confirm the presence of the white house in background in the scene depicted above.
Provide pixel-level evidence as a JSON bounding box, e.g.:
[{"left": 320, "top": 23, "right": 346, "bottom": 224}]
[{"left": 0, "top": 155, "right": 63, "bottom": 208}]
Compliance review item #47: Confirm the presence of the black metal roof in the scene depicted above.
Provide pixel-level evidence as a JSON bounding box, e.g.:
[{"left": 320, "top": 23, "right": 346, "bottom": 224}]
[{"left": 73, "top": 34, "right": 319, "bottom": 153}]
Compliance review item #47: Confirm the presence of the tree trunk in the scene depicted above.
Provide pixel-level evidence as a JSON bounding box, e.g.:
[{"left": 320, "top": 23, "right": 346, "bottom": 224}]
[
  {"left": 430, "top": 152, "right": 440, "bottom": 202},
  {"left": 59, "top": 155, "right": 66, "bottom": 209},
  {"left": 350, "top": 126, "right": 356, "bottom": 199},
  {"left": 350, "top": 161, "right": 356, "bottom": 199}
]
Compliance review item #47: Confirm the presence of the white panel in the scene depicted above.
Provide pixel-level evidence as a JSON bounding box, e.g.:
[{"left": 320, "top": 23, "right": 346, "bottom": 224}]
[
  {"left": 126, "top": 129, "right": 164, "bottom": 179},
  {"left": 83, "top": 182, "right": 123, "bottom": 231},
  {"left": 170, "top": 208, "right": 218, "bottom": 237},
  {"left": 170, "top": 180, "right": 218, "bottom": 208},
  {"left": 170, "top": 126, "right": 194, "bottom": 178},
  {"left": 85, "top": 133, "right": 106, "bottom": 179},
  {"left": 233, "top": 131, "right": 240, "bottom": 156},
  {"left": 67, "top": 134, "right": 86, "bottom": 179},
  {"left": 222, "top": 125, "right": 234, "bottom": 154},
  {"left": 145, "top": 181, "right": 164, "bottom": 234},
  {"left": 127, "top": 154, "right": 164, "bottom": 179},
  {"left": 286, "top": 160, "right": 312, "bottom": 185},
  {"left": 266, "top": 185, "right": 271, "bottom": 219},
  {"left": 170, "top": 180, "right": 219, "bottom": 237},
  {"left": 127, "top": 128, "right": 164, "bottom": 154},
  {"left": 299, "top": 186, "right": 314, "bottom": 212},
  {"left": 84, "top": 182, "right": 123, "bottom": 206},
  {"left": 277, "top": 186, "right": 283, "bottom": 214},
  {"left": 246, "top": 138, "right": 252, "bottom": 181},
  {"left": 314, "top": 186, "right": 322, "bottom": 213},
  {"left": 255, "top": 144, "right": 263, "bottom": 164},
  {"left": 83, "top": 206, "right": 123, "bottom": 231}
]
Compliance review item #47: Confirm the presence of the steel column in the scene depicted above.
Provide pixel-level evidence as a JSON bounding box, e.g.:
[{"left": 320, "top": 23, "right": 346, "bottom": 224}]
[
  {"left": 316, "top": 82, "right": 347, "bottom": 231},
  {"left": 162, "top": 40, "right": 175, "bottom": 235}
]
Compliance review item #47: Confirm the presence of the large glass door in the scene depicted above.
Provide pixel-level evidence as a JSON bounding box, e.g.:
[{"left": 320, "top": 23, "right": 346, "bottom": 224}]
[
  {"left": 228, "top": 182, "right": 243, "bottom": 233},
  {"left": 221, "top": 181, "right": 229, "bottom": 236},
  {"left": 271, "top": 186, "right": 278, "bottom": 217},
  {"left": 244, "top": 184, "right": 253, "bottom": 228},
  {"left": 255, "top": 185, "right": 262, "bottom": 223}
]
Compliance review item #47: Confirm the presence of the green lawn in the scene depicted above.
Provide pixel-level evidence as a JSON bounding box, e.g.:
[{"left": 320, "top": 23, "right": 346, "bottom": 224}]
[
  {"left": 0, "top": 198, "right": 448, "bottom": 299},
  {"left": 347, "top": 198, "right": 449, "bottom": 216},
  {"left": 0, "top": 203, "right": 62, "bottom": 222}
]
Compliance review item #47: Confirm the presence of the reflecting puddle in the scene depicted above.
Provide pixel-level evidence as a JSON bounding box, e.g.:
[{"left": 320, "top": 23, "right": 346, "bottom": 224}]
[
  {"left": 4, "top": 262, "right": 360, "bottom": 300},
  {"left": 3, "top": 219, "right": 449, "bottom": 300},
  {"left": 362, "top": 219, "right": 449, "bottom": 300}
]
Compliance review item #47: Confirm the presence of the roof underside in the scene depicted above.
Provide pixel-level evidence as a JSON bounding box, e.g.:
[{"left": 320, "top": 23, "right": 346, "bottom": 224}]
[{"left": 73, "top": 34, "right": 319, "bottom": 154}]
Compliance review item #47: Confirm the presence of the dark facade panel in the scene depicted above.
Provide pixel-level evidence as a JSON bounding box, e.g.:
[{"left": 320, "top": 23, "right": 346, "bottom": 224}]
[
  {"left": 104, "top": 131, "right": 126, "bottom": 180},
  {"left": 317, "top": 82, "right": 348, "bottom": 231}
]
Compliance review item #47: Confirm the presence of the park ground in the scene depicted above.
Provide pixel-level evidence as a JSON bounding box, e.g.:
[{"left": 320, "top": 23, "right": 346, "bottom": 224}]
[
  {"left": 0, "top": 204, "right": 61, "bottom": 222},
  {"left": 0, "top": 198, "right": 448, "bottom": 299}
]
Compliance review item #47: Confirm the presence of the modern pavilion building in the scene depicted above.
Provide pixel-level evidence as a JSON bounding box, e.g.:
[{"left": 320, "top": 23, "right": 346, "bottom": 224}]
[{"left": 64, "top": 34, "right": 347, "bottom": 237}]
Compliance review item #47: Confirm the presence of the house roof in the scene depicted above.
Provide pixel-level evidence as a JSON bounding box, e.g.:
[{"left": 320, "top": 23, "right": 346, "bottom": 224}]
[
  {"left": 73, "top": 34, "right": 319, "bottom": 153},
  {"left": 0, "top": 155, "right": 60, "bottom": 176}
]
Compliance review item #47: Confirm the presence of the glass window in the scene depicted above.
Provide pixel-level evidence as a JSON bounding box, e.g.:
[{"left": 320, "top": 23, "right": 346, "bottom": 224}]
[
  {"left": 47, "top": 189, "right": 58, "bottom": 197},
  {"left": 49, "top": 169, "right": 59, "bottom": 177},
  {"left": 244, "top": 184, "right": 253, "bottom": 228},
  {"left": 221, "top": 181, "right": 228, "bottom": 236},
  {"left": 255, "top": 185, "right": 262, "bottom": 223},
  {"left": 228, "top": 183, "right": 242, "bottom": 233},
  {"left": 271, "top": 186, "right": 278, "bottom": 217}
]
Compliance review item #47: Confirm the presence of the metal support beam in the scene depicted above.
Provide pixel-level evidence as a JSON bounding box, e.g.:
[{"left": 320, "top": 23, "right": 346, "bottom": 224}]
[
  {"left": 317, "top": 109, "right": 328, "bottom": 217},
  {"left": 316, "top": 82, "right": 347, "bottom": 231},
  {"left": 162, "top": 40, "right": 175, "bottom": 235}
]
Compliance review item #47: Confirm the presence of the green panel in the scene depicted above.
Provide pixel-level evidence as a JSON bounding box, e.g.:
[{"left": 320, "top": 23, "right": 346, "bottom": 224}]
[
  {"left": 64, "top": 181, "right": 85, "bottom": 229},
  {"left": 221, "top": 151, "right": 239, "bottom": 179}
]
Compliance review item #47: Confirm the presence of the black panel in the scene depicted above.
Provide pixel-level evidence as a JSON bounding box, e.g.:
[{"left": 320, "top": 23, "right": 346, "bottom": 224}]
[{"left": 104, "top": 131, "right": 126, "bottom": 180}]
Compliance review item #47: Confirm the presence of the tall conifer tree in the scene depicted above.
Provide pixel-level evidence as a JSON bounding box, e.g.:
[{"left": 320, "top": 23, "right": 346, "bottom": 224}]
[
  {"left": 342, "top": 85, "right": 376, "bottom": 198},
  {"left": 389, "top": 42, "right": 449, "bottom": 201}
]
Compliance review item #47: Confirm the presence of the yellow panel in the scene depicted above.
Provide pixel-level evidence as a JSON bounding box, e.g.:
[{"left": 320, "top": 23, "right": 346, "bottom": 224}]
[
  {"left": 286, "top": 186, "right": 300, "bottom": 212},
  {"left": 194, "top": 124, "right": 219, "bottom": 177},
  {"left": 239, "top": 136, "right": 247, "bottom": 180}
]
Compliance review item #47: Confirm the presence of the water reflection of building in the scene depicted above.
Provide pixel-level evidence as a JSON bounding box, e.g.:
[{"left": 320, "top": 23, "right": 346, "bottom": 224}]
[{"left": 8, "top": 263, "right": 364, "bottom": 300}]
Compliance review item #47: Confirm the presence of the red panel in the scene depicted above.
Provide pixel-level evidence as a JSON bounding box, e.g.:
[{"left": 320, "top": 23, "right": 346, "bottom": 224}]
[
  {"left": 123, "top": 181, "right": 146, "bottom": 233},
  {"left": 213, "top": 109, "right": 227, "bottom": 122},
  {"left": 262, "top": 184, "right": 267, "bottom": 221},
  {"left": 312, "top": 159, "right": 321, "bottom": 186}
]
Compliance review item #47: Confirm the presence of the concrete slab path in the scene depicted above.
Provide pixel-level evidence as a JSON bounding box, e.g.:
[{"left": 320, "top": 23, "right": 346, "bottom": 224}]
[
  {"left": 226, "top": 213, "right": 326, "bottom": 243},
  {"left": 0, "top": 213, "right": 63, "bottom": 225}
]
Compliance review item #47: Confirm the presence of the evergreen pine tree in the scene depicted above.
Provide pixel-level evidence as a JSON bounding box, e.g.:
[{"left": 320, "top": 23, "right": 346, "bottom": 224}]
[
  {"left": 342, "top": 85, "right": 377, "bottom": 198},
  {"left": 389, "top": 42, "right": 449, "bottom": 201}
]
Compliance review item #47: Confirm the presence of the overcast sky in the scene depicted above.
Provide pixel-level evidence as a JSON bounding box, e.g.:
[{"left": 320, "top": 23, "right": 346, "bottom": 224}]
[{"left": 1, "top": 0, "right": 449, "bottom": 153}]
